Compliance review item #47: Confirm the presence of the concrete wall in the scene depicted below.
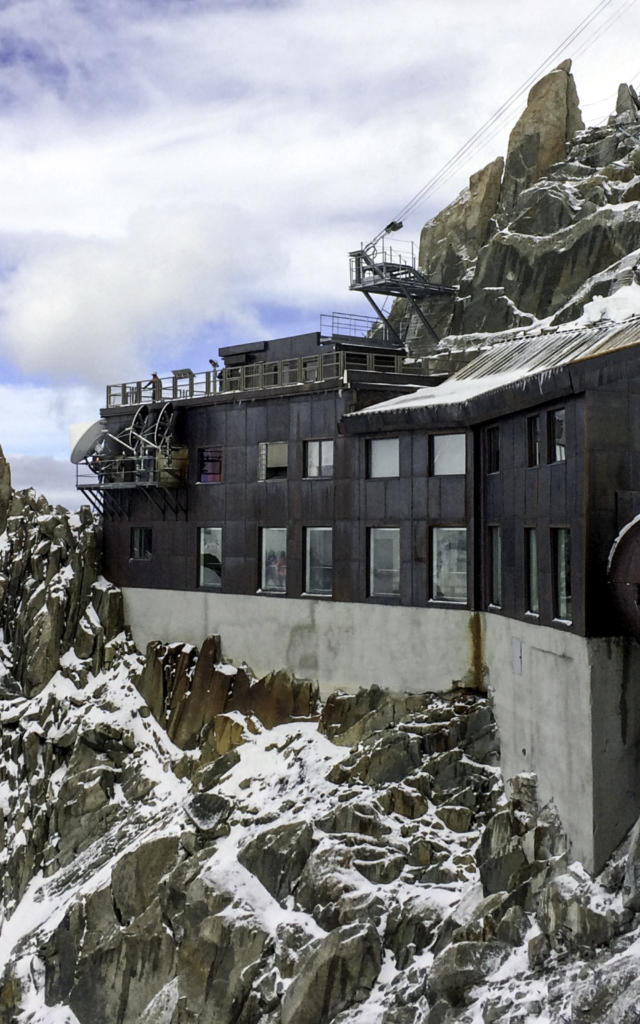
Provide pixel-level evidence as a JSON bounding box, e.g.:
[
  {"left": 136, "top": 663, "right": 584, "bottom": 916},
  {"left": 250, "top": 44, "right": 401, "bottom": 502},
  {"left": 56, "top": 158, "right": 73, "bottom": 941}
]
[
  {"left": 122, "top": 587, "right": 640, "bottom": 872},
  {"left": 483, "top": 616, "right": 596, "bottom": 869},
  {"left": 484, "top": 616, "right": 640, "bottom": 872},
  {"left": 588, "top": 637, "right": 640, "bottom": 871},
  {"left": 122, "top": 588, "right": 476, "bottom": 696}
]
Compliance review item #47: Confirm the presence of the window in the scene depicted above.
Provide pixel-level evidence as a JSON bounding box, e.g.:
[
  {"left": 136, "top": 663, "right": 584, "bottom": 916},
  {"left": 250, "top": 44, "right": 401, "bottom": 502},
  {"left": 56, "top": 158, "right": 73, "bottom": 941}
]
[
  {"left": 368, "top": 438, "right": 399, "bottom": 478},
  {"left": 305, "top": 528, "right": 333, "bottom": 596},
  {"left": 552, "top": 528, "right": 572, "bottom": 621},
  {"left": 199, "top": 527, "right": 222, "bottom": 588},
  {"left": 431, "top": 433, "right": 466, "bottom": 475},
  {"left": 488, "top": 526, "right": 502, "bottom": 607},
  {"left": 527, "top": 416, "right": 540, "bottom": 467},
  {"left": 305, "top": 440, "right": 334, "bottom": 478},
  {"left": 369, "top": 528, "right": 400, "bottom": 597},
  {"left": 261, "top": 528, "right": 287, "bottom": 592},
  {"left": 525, "top": 528, "right": 539, "bottom": 614},
  {"left": 432, "top": 527, "right": 467, "bottom": 603},
  {"left": 486, "top": 426, "right": 500, "bottom": 474},
  {"left": 258, "top": 442, "right": 288, "bottom": 481},
  {"left": 548, "top": 409, "right": 566, "bottom": 463},
  {"left": 199, "top": 446, "right": 223, "bottom": 483},
  {"left": 130, "top": 527, "right": 152, "bottom": 560}
]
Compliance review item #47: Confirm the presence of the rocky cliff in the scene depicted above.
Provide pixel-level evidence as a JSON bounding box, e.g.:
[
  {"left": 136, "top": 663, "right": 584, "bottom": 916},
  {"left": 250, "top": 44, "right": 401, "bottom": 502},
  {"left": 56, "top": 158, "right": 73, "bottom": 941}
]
[
  {"left": 406, "top": 64, "right": 640, "bottom": 351},
  {"left": 2, "top": 461, "right": 640, "bottom": 1023}
]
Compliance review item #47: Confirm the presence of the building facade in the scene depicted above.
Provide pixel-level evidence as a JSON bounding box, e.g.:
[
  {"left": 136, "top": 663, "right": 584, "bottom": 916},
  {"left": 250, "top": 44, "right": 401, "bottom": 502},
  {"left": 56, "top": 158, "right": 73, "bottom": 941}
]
[{"left": 76, "top": 317, "right": 640, "bottom": 871}]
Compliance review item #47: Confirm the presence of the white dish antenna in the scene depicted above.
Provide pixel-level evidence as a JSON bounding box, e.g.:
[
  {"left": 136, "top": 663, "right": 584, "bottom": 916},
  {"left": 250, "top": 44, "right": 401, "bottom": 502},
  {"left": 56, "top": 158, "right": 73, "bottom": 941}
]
[{"left": 69, "top": 420, "right": 107, "bottom": 465}]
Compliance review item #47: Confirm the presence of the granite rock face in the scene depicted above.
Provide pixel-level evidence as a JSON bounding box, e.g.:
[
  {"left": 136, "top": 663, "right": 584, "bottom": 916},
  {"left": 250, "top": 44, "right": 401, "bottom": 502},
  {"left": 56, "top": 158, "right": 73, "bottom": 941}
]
[
  {"left": 500, "top": 61, "right": 584, "bottom": 214},
  {"left": 410, "top": 71, "right": 640, "bottom": 350}
]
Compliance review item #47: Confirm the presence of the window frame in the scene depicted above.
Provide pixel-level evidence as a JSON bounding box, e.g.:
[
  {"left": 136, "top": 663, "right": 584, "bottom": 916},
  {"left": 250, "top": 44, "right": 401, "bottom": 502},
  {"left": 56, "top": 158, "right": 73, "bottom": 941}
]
[
  {"left": 130, "top": 526, "right": 152, "bottom": 561},
  {"left": 524, "top": 527, "right": 539, "bottom": 615},
  {"left": 260, "top": 527, "right": 287, "bottom": 593},
  {"left": 548, "top": 408, "right": 567, "bottom": 464},
  {"left": 430, "top": 433, "right": 466, "bottom": 476},
  {"left": 526, "top": 415, "right": 541, "bottom": 468},
  {"left": 486, "top": 425, "right": 500, "bottom": 474},
  {"left": 368, "top": 527, "right": 400, "bottom": 598},
  {"left": 367, "top": 437, "right": 400, "bottom": 479},
  {"left": 431, "top": 526, "right": 468, "bottom": 605},
  {"left": 304, "top": 527, "right": 333, "bottom": 596},
  {"left": 304, "top": 439, "right": 334, "bottom": 479},
  {"left": 552, "top": 527, "right": 572, "bottom": 622},
  {"left": 198, "top": 526, "right": 222, "bottom": 589},
  {"left": 488, "top": 525, "right": 502, "bottom": 608},
  {"left": 198, "top": 446, "right": 223, "bottom": 484},
  {"left": 258, "top": 442, "right": 288, "bottom": 481}
]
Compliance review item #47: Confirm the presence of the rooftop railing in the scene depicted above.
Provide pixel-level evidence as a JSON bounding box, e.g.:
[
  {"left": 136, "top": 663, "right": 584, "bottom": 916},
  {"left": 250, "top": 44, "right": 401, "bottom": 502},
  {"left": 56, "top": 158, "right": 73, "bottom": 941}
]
[{"left": 105, "top": 348, "right": 421, "bottom": 409}]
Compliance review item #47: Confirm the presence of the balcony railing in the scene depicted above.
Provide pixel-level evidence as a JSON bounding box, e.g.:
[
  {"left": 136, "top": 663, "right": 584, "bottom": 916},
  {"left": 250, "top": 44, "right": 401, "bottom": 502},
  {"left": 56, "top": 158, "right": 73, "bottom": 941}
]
[{"left": 106, "top": 349, "right": 421, "bottom": 408}]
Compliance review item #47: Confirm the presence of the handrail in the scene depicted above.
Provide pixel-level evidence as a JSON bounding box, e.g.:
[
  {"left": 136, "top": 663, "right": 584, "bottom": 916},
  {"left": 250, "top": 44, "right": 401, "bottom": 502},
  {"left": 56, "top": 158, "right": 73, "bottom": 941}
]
[{"left": 105, "top": 350, "right": 423, "bottom": 408}]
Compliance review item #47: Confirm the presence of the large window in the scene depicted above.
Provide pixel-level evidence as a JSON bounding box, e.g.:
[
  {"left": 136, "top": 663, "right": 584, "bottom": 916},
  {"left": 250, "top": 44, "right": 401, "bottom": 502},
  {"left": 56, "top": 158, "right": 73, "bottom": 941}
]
[
  {"left": 525, "top": 528, "right": 539, "bottom": 614},
  {"left": 199, "top": 527, "right": 222, "bottom": 588},
  {"left": 552, "top": 528, "right": 572, "bottom": 621},
  {"left": 305, "top": 528, "right": 333, "bottom": 596},
  {"left": 369, "top": 528, "right": 400, "bottom": 597},
  {"left": 488, "top": 526, "right": 502, "bottom": 607},
  {"left": 368, "top": 438, "right": 399, "bottom": 478},
  {"left": 432, "top": 527, "right": 467, "bottom": 603},
  {"left": 527, "top": 416, "right": 540, "bottom": 468},
  {"left": 261, "top": 528, "right": 287, "bottom": 592},
  {"left": 431, "top": 433, "right": 466, "bottom": 475},
  {"left": 486, "top": 426, "right": 500, "bottom": 474},
  {"left": 305, "top": 440, "right": 334, "bottom": 478},
  {"left": 130, "top": 527, "right": 152, "bottom": 561},
  {"left": 258, "top": 442, "right": 288, "bottom": 481},
  {"left": 548, "top": 409, "right": 566, "bottom": 463},
  {"left": 199, "top": 446, "right": 223, "bottom": 483}
]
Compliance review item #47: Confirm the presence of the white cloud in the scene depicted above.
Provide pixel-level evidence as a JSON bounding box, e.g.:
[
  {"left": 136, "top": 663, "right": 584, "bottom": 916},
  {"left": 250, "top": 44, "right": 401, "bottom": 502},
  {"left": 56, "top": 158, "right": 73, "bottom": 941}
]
[
  {"left": 0, "top": 382, "right": 100, "bottom": 457},
  {"left": 7, "top": 454, "right": 79, "bottom": 510}
]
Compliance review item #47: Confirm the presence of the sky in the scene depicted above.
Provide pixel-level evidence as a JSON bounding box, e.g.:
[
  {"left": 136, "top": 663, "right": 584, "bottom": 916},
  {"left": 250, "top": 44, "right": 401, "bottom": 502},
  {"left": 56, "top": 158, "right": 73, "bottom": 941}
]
[{"left": 1, "top": 0, "right": 639, "bottom": 507}]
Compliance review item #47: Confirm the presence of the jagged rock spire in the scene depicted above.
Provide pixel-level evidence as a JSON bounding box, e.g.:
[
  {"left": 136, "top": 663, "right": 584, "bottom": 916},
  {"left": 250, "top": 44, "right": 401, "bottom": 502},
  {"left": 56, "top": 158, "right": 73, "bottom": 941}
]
[{"left": 500, "top": 59, "right": 584, "bottom": 214}]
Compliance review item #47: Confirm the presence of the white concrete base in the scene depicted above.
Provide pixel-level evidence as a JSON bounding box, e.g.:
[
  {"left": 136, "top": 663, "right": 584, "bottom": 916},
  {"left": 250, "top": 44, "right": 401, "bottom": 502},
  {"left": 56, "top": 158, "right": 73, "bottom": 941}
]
[
  {"left": 122, "top": 588, "right": 476, "bottom": 695},
  {"left": 122, "top": 587, "right": 640, "bottom": 872}
]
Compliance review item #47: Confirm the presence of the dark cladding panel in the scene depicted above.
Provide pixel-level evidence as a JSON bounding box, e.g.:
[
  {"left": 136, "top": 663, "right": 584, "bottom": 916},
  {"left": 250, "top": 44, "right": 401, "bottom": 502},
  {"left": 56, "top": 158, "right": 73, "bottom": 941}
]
[
  {"left": 245, "top": 405, "right": 268, "bottom": 445},
  {"left": 412, "top": 476, "right": 428, "bottom": 516},
  {"left": 363, "top": 480, "right": 386, "bottom": 521},
  {"left": 224, "top": 445, "right": 247, "bottom": 484},
  {"left": 440, "top": 478, "right": 466, "bottom": 523},
  {"left": 300, "top": 481, "right": 334, "bottom": 523},
  {"left": 266, "top": 400, "right": 291, "bottom": 439},
  {"left": 386, "top": 479, "right": 412, "bottom": 520}
]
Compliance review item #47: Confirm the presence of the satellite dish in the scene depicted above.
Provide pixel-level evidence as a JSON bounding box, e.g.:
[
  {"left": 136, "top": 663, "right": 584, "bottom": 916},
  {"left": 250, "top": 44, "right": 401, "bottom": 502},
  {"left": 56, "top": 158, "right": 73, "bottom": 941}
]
[{"left": 69, "top": 420, "right": 107, "bottom": 465}]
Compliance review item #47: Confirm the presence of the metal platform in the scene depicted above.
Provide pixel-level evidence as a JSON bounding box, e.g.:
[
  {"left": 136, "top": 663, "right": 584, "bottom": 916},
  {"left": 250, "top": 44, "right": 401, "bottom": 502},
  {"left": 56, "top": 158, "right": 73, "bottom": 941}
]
[{"left": 349, "top": 239, "right": 457, "bottom": 346}]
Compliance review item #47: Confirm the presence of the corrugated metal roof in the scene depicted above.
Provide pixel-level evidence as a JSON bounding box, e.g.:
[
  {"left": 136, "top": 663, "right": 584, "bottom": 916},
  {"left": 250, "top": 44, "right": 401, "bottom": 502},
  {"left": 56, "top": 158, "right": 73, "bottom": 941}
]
[
  {"left": 454, "top": 318, "right": 640, "bottom": 380},
  {"left": 348, "top": 317, "right": 640, "bottom": 417}
]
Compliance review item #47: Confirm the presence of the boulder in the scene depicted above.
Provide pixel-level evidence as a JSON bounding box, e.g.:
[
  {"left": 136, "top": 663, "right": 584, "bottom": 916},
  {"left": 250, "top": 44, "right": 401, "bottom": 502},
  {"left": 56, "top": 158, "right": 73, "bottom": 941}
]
[
  {"left": 538, "top": 874, "right": 614, "bottom": 951},
  {"left": 111, "top": 835, "right": 181, "bottom": 924},
  {"left": 183, "top": 792, "right": 232, "bottom": 839},
  {"left": 238, "top": 820, "right": 315, "bottom": 902},
  {"left": 280, "top": 921, "right": 382, "bottom": 1024},
  {"left": 428, "top": 940, "right": 509, "bottom": 1006}
]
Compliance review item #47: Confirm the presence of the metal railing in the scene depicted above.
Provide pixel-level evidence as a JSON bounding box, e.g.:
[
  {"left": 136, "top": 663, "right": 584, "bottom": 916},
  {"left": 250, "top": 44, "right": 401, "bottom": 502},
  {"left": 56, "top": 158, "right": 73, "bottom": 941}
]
[{"left": 106, "top": 349, "right": 421, "bottom": 408}]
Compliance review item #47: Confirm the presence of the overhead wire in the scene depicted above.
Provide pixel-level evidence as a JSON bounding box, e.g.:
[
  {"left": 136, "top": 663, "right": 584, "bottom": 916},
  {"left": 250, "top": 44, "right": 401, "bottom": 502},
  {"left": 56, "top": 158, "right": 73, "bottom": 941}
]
[
  {"left": 375, "top": 0, "right": 637, "bottom": 239},
  {"left": 390, "top": 0, "right": 619, "bottom": 225}
]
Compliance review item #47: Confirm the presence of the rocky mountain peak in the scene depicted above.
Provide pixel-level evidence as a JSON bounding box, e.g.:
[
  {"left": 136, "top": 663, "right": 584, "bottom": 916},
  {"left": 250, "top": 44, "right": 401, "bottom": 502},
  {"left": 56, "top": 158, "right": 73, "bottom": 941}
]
[
  {"left": 500, "top": 59, "right": 584, "bottom": 214},
  {"left": 407, "top": 67, "right": 640, "bottom": 353}
]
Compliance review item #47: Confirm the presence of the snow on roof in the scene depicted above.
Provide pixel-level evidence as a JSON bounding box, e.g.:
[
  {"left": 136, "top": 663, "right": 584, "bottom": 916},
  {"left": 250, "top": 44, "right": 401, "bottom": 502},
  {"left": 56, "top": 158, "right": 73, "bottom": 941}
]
[{"left": 348, "top": 314, "right": 640, "bottom": 417}]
